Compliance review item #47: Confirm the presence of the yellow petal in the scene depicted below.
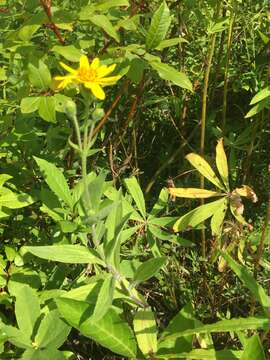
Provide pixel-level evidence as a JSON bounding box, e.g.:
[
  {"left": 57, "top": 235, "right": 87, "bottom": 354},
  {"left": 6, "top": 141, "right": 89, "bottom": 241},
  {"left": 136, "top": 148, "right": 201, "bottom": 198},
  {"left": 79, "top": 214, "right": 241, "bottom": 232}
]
[
  {"left": 97, "top": 64, "right": 116, "bottom": 78},
  {"left": 80, "top": 55, "right": 90, "bottom": 71},
  {"left": 85, "top": 82, "right": 105, "bottom": 100},
  {"left": 98, "top": 75, "right": 121, "bottom": 85},
  {"left": 90, "top": 58, "right": 100, "bottom": 70},
  {"left": 60, "top": 62, "right": 77, "bottom": 74},
  {"left": 54, "top": 75, "right": 75, "bottom": 90}
]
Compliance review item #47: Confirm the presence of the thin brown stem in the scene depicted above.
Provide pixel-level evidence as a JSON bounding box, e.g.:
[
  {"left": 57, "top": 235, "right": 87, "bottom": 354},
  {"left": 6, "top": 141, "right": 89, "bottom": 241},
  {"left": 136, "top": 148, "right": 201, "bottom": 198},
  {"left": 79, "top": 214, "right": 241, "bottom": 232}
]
[{"left": 40, "top": 0, "right": 65, "bottom": 45}]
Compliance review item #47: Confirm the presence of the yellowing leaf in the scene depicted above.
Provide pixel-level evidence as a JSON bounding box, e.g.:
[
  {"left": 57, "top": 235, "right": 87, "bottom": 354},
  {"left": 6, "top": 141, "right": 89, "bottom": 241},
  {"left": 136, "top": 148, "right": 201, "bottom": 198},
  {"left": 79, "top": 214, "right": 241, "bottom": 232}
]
[
  {"left": 173, "top": 198, "right": 226, "bottom": 232},
  {"left": 216, "top": 138, "right": 229, "bottom": 190},
  {"left": 235, "top": 185, "right": 258, "bottom": 203},
  {"left": 168, "top": 187, "right": 223, "bottom": 199},
  {"left": 186, "top": 153, "right": 224, "bottom": 190},
  {"left": 133, "top": 308, "right": 157, "bottom": 357}
]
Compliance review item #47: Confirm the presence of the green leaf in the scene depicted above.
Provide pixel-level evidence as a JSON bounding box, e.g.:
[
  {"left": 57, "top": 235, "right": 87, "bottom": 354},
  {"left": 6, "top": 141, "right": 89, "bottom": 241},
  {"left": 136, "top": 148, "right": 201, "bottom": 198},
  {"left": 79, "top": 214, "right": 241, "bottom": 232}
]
[
  {"left": 250, "top": 86, "right": 270, "bottom": 105},
  {"left": 133, "top": 256, "right": 166, "bottom": 284},
  {"left": 148, "top": 59, "right": 193, "bottom": 91},
  {"left": 125, "top": 177, "right": 146, "bottom": 219},
  {"left": 56, "top": 298, "right": 137, "bottom": 358},
  {"left": 221, "top": 252, "right": 270, "bottom": 310},
  {"left": 35, "top": 310, "right": 70, "bottom": 349},
  {"left": 38, "top": 97, "right": 56, "bottom": 123},
  {"left": 34, "top": 157, "right": 73, "bottom": 208},
  {"left": 186, "top": 153, "right": 225, "bottom": 189},
  {"left": 155, "top": 37, "right": 188, "bottom": 51},
  {"left": 91, "top": 274, "right": 115, "bottom": 321},
  {"left": 241, "top": 335, "right": 265, "bottom": 360},
  {"left": 15, "top": 285, "right": 40, "bottom": 340},
  {"left": 0, "top": 190, "right": 34, "bottom": 209},
  {"left": 52, "top": 45, "right": 82, "bottom": 62},
  {"left": 134, "top": 308, "right": 157, "bottom": 356},
  {"left": 21, "top": 245, "right": 104, "bottom": 265},
  {"left": 1, "top": 325, "right": 32, "bottom": 349},
  {"left": 156, "top": 349, "right": 243, "bottom": 359},
  {"left": 90, "top": 15, "right": 120, "bottom": 42},
  {"left": 146, "top": 1, "right": 171, "bottom": 50},
  {"left": 210, "top": 198, "right": 228, "bottom": 236},
  {"left": 162, "top": 316, "right": 270, "bottom": 342},
  {"left": 158, "top": 303, "right": 194, "bottom": 355},
  {"left": 21, "top": 348, "right": 66, "bottom": 360},
  {"left": 173, "top": 198, "right": 226, "bottom": 232},
  {"left": 20, "top": 97, "right": 41, "bottom": 114},
  {"left": 95, "top": 0, "right": 129, "bottom": 11},
  {"left": 245, "top": 97, "right": 270, "bottom": 118},
  {"left": 28, "top": 60, "right": 51, "bottom": 90}
]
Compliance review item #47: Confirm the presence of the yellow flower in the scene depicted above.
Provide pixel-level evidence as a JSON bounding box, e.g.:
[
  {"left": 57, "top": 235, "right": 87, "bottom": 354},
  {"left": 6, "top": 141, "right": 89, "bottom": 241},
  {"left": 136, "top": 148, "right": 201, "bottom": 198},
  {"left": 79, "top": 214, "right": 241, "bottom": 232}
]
[{"left": 54, "top": 55, "right": 121, "bottom": 100}]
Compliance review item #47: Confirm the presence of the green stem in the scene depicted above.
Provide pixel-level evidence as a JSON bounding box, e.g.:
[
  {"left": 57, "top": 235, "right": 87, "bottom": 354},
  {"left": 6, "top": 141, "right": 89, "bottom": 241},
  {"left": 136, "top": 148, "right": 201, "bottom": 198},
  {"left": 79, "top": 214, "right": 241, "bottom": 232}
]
[
  {"left": 71, "top": 114, "right": 82, "bottom": 151},
  {"left": 222, "top": 7, "right": 235, "bottom": 132}
]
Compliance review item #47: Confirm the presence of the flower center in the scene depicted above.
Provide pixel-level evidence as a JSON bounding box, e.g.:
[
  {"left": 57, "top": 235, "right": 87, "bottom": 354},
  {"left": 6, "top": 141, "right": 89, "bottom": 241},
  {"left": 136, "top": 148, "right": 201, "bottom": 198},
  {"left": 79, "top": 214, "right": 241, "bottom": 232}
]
[{"left": 78, "top": 68, "right": 97, "bottom": 82}]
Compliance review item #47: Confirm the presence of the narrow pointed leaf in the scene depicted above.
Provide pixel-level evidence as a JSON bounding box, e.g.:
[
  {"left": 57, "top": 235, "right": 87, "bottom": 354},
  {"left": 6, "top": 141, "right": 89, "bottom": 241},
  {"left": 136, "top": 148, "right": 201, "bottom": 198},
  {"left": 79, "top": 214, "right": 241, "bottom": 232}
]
[
  {"left": 221, "top": 252, "right": 270, "bottom": 310},
  {"left": 216, "top": 138, "right": 229, "bottom": 190},
  {"left": 146, "top": 1, "right": 171, "bottom": 50},
  {"left": 133, "top": 256, "right": 166, "bottom": 284},
  {"left": 173, "top": 198, "right": 226, "bottom": 232},
  {"left": 210, "top": 198, "right": 228, "bottom": 235},
  {"left": 168, "top": 187, "right": 223, "bottom": 199},
  {"left": 21, "top": 245, "right": 104, "bottom": 265},
  {"left": 186, "top": 153, "right": 224, "bottom": 190},
  {"left": 241, "top": 335, "right": 265, "bottom": 360},
  {"left": 34, "top": 157, "right": 73, "bottom": 208},
  {"left": 125, "top": 177, "right": 146, "bottom": 219}
]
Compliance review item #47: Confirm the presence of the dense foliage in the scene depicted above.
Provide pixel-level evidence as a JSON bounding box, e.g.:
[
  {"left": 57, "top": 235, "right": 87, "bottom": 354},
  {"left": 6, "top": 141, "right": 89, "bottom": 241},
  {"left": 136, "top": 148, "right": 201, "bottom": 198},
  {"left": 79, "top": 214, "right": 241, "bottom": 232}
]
[{"left": 1, "top": 0, "right": 270, "bottom": 359}]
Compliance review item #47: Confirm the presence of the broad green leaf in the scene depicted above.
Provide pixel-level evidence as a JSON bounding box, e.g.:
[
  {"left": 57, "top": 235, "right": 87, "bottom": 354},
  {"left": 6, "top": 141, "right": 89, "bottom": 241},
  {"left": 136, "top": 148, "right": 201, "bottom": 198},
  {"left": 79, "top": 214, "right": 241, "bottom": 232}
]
[
  {"left": 20, "top": 97, "right": 41, "bottom": 114},
  {"left": 22, "top": 348, "right": 66, "bottom": 360},
  {"left": 1, "top": 325, "right": 32, "bottom": 349},
  {"left": 0, "top": 190, "right": 34, "bottom": 209},
  {"left": 162, "top": 316, "right": 270, "bottom": 342},
  {"left": 216, "top": 138, "right": 229, "bottom": 190},
  {"left": 250, "top": 86, "right": 270, "bottom": 105},
  {"left": 210, "top": 198, "right": 228, "bottom": 235},
  {"left": 146, "top": 1, "right": 171, "bottom": 50},
  {"left": 173, "top": 198, "right": 226, "bottom": 232},
  {"left": 35, "top": 310, "right": 71, "bottom": 349},
  {"left": 221, "top": 252, "right": 270, "bottom": 310},
  {"left": 86, "top": 170, "right": 107, "bottom": 212},
  {"left": 90, "top": 15, "right": 120, "bottom": 42},
  {"left": 56, "top": 298, "right": 137, "bottom": 358},
  {"left": 155, "top": 37, "right": 188, "bottom": 50},
  {"left": 241, "top": 335, "right": 265, "bottom": 360},
  {"left": 245, "top": 97, "right": 270, "bottom": 118},
  {"left": 34, "top": 157, "right": 73, "bottom": 208},
  {"left": 148, "top": 60, "right": 193, "bottom": 91},
  {"left": 156, "top": 349, "right": 243, "bottom": 359},
  {"left": 134, "top": 308, "right": 157, "bottom": 356},
  {"left": 28, "top": 60, "right": 51, "bottom": 90},
  {"left": 21, "top": 245, "right": 104, "bottom": 265},
  {"left": 186, "top": 153, "right": 224, "bottom": 189},
  {"left": 133, "top": 256, "right": 166, "bottom": 284},
  {"left": 158, "top": 303, "right": 194, "bottom": 355},
  {"left": 91, "top": 274, "right": 115, "bottom": 321},
  {"left": 168, "top": 187, "right": 223, "bottom": 199},
  {"left": 95, "top": 0, "right": 129, "bottom": 11},
  {"left": 38, "top": 96, "right": 56, "bottom": 123},
  {"left": 15, "top": 285, "right": 40, "bottom": 340},
  {"left": 52, "top": 45, "right": 82, "bottom": 62},
  {"left": 0, "top": 174, "right": 12, "bottom": 188},
  {"left": 125, "top": 177, "right": 146, "bottom": 219},
  {"left": 17, "top": 12, "right": 45, "bottom": 42}
]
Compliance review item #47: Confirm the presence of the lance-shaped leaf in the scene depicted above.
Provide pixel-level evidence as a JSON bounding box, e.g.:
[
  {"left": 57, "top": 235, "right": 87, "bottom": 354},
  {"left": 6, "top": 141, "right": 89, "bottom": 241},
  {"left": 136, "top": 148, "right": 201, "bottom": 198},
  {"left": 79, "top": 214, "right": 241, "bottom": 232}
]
[
  {"left": 168, "top": 188, "right": 223, "bottom": 199},
  {"left": 134, "top": 308, "right": 157, "bottom": 357},
  {"left": 20, "top": 245, "right": 105, "bottom": 265},
  {"left": 173, "top": 198, "right": 226, "bottom": 232},
  {"left": 241, "top": 335, "right": 265, "bottom": 360},
  {"left": 221, "top": 252, "right": 270, "bottom": 311},
  {"left": 210, "top": 197, "right": 228, "bottom": 236},
  {"left": 186, "top": 153, "right": 225, "bottom": 190},
  {"left": 216, "top": 138, "right": 229, "bottom": 190},
  {"left": 146, "top": 1, "right": 171, "bottom": 50},
  {"left": 125, "top": 177, "right": 146, "bottom": 219}
]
